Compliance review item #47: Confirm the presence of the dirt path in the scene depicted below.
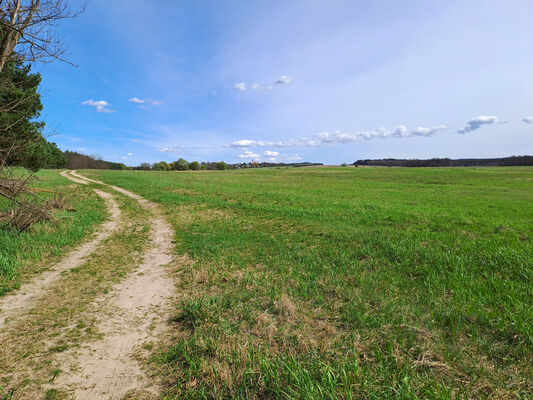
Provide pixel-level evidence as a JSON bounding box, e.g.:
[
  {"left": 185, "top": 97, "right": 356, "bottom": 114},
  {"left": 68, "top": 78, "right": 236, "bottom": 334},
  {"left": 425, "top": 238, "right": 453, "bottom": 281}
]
[
  {"left": 53, "top": 170, "right": 176, "bottom": 399},
  {"left": 60, "top": 169, "right": 89, "bottom": 185},
  {"left": 0, "top": 188, "right": 121, "bottom": 330}
]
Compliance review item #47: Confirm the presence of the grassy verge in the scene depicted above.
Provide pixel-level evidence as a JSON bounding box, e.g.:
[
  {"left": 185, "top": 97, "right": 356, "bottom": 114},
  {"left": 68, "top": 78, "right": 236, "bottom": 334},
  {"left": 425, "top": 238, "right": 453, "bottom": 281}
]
[
  {"left": 0, "top": 170, "right": 105, "bottom": 296},
  {"left": 83, "top": 167, "right": 533, "bottom": 399}
]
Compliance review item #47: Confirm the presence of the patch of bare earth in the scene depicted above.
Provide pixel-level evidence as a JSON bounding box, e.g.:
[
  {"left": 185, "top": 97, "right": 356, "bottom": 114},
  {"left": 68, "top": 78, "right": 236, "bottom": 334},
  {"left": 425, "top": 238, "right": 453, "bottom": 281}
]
[{"left": 51, "top": 171, "right": 176, "bottom": 399}]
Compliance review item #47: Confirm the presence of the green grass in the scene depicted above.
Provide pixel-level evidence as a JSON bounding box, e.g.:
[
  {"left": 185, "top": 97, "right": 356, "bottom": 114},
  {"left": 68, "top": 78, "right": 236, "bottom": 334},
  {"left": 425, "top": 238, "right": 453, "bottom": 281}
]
[
  {"left": 0, "top": 169, "right": 104, "bottom": 296},
  {"left": 82, "top": 167, "right": 533, "bottom": 399}
]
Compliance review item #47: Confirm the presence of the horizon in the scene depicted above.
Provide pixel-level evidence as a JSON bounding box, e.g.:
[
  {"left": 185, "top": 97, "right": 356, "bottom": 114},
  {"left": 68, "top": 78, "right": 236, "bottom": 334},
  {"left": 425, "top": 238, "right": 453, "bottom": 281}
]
[
  {"left": 38, "top": 0, "right": 533, "bottom": 166},
  {"left": 63, "top": 152, "right": 533, "bottom": 168}
]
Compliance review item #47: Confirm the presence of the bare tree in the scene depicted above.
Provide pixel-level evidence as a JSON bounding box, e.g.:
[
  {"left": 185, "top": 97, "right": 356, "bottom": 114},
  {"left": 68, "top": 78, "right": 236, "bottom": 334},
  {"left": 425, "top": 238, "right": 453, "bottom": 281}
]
[{"left": 0, "top": 0, "right": 85, "bottom": 73}]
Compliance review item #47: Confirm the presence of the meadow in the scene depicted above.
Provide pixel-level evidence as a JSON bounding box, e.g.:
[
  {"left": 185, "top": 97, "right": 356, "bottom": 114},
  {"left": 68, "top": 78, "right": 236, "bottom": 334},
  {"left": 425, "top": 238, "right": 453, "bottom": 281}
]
[
  {"left": 81, "top": 166, "right": 533, "bottom": 399},
  {"left": 0, "top": 170, "right": 104, "bottom": 296}
]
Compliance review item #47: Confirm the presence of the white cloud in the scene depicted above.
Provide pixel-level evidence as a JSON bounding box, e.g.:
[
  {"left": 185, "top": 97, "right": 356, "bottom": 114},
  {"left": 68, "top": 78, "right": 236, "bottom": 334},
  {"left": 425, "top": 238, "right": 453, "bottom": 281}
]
[
  {"left": 411, "top": 125, "right": 448, "bottom": 136},
  {"left": 457, "top": 115, "right": 498, "bottom": 134},
  {"left": 275, "top": 75, "right": 293, "bottom": 85},
  {"left": 229, "top": 124, "right": 447, "bottom": 148},
  {"left": 232, "top": 139, "right": 258, "bottom": 147},
  {"left": 251, "top": 83, "right": 260, "bottom": 90},
  {"left": 263, "top": 150, "right": 279, "bottom": 156},
  {"left": 392, "top": 125, "right": 409, "bottom": 137},
  {"left": 233, "top": 82, "right": 247, "bottom": 91},
  {"left": 129, "top": 97, "right": 162, "bottom": 106},
  {"left": 522, "top": 116, "right": 533, "bottom": 125},
  {"left": 238, "top": 150, "right": 259, "bottom": 159},
  {"left": 159, "top": 145, "right": 186, "bottom": 154},
  {"left": 82, "top": 99, "right": 113, "bottom": 113},
  {"left": 127, "top": 152, "right": 133, "bottom": 156}
]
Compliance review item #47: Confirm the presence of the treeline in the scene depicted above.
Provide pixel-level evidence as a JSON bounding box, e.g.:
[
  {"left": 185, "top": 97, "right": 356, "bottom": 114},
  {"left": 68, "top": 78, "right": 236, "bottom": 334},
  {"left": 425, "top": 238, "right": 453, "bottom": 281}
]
[
  {"left": 354, "top": 156, "right": 533, "bottom": 167},
  {"left": 64, "top": 151, "right": 128, "bottom": 170},
  {"left": 147, "top": 159, "right": 322, "bottom": 171},
  {"left": 48, "top": 155, "right": 322, "bottom": 171}
]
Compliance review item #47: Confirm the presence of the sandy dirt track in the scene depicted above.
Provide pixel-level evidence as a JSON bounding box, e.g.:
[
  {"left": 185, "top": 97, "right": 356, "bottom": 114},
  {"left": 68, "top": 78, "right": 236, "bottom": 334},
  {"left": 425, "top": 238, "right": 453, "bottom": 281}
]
[{"left": 54, "top": 170, "right": 176, "bottom": 399}]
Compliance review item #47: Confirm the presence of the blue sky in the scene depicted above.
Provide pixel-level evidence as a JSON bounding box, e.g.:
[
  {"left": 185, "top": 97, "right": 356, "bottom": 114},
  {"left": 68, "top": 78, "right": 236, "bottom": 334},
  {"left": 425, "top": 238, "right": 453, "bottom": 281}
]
[{"left": 38, "top": 0, "right": 533, "bottom": 165}]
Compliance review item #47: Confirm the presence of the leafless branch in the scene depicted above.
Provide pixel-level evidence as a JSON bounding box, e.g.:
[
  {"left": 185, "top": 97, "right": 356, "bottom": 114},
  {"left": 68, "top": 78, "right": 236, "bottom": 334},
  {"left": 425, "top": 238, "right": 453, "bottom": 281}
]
[{"left": 0, "top": 0, "right": 85, "bottom": 72}]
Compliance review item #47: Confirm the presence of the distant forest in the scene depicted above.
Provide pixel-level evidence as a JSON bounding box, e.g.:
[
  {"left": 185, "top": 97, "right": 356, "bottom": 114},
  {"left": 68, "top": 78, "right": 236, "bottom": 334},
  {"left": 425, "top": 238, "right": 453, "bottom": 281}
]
[
  {"left": 354, "top": 156, "right": 533, "bottom": 167},
  {"left": 63, "top": 153, "right": 323, "bottom": 171}
]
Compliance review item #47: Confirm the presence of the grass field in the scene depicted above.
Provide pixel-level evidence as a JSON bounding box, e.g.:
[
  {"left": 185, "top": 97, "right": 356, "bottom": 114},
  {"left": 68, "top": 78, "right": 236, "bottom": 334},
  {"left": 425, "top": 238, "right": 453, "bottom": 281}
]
[
  {"left": 24, "top": 167, "right": 533, "bottom": 398},
  {"left": 0, "top": 170, "right": 104, "bottom": 296},
  {"left": 82, "top": 166, "right": 533, "bottom": 399}
]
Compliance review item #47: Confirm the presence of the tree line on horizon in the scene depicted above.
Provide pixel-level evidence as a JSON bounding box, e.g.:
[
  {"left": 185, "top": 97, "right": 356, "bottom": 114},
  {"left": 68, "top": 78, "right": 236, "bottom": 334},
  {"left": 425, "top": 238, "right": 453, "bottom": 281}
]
[
  {"left": 63, "top": 155, "right": 323, "bottom": 171},
  {"left": 353, "top": 156, "right": 533, "bottom": 167},
  {"left": 149, "top": 159, "right": 322, "bottom": 171}
]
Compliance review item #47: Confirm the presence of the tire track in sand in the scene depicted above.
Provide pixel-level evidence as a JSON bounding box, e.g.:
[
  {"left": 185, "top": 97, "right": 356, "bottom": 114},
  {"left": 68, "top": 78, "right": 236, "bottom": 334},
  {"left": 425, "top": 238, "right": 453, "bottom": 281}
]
[
  {"left": 0, "top": 186, "right": 120, "bottom": 329},
  {"left": 55, "top": 170, "right": 175, "bottom": 399}
]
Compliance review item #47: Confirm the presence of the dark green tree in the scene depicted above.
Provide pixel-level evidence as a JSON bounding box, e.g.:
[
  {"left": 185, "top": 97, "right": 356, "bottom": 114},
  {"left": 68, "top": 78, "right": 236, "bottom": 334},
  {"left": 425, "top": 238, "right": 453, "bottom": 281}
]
[
  {"left": 153, "top": 161, "right": 170, "bottom": 171},
  {"left": 215, "top": 161, "right": 228, "bottom": 170},
  {"left": 170, "top": 158, "right": 189, "bottom": 171},
  {"left": 189, "top": 161, "right": 201, "bottom": 170},
  {"left": 24, "top": 138, "right": 66, "bottom": 170},
  {"left": 0, "top": 57, "right": 53, "bottom": 170}
]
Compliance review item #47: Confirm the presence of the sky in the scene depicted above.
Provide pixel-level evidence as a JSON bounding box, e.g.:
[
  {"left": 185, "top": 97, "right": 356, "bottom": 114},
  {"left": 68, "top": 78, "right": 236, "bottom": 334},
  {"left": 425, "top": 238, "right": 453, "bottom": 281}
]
[{"left": 37, "top": 0, "right": 533, "bottom": 166}]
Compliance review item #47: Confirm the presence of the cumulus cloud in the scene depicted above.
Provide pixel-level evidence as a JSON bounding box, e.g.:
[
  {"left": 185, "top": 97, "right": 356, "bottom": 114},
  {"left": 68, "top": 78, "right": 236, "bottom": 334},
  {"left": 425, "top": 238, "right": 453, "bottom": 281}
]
[
  {"left": 127, "top": 152, "right": 133, "bottom": 156},
  {"left": 82, "top": 99, "right": 113, "bottom": 113},
  {"left": 158, "top": 145, "right": 186, "bottom": 154},
  {"left": 522, "top": 116, "right": 533, "bottom": 125},
  {"left": 233, "top": 82, "right": 247, "bottom": 91},
  {"left": 275, "top": 75, "right": 293, "bottom": 85},
  {"left": 251, "top": 83, "right": 260, "bottom": 90},
  {"left": 263, "top": 150, "right": 279, "bottom": 156},
  {"left": 457, "top": 115, "right": 498, "bottom": 134},
  {"left": 229, "top": 124, "right": 447, "bottom": 148},
  {"left": 238, "top": 150, "right": 259, "bottom": 159}
]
